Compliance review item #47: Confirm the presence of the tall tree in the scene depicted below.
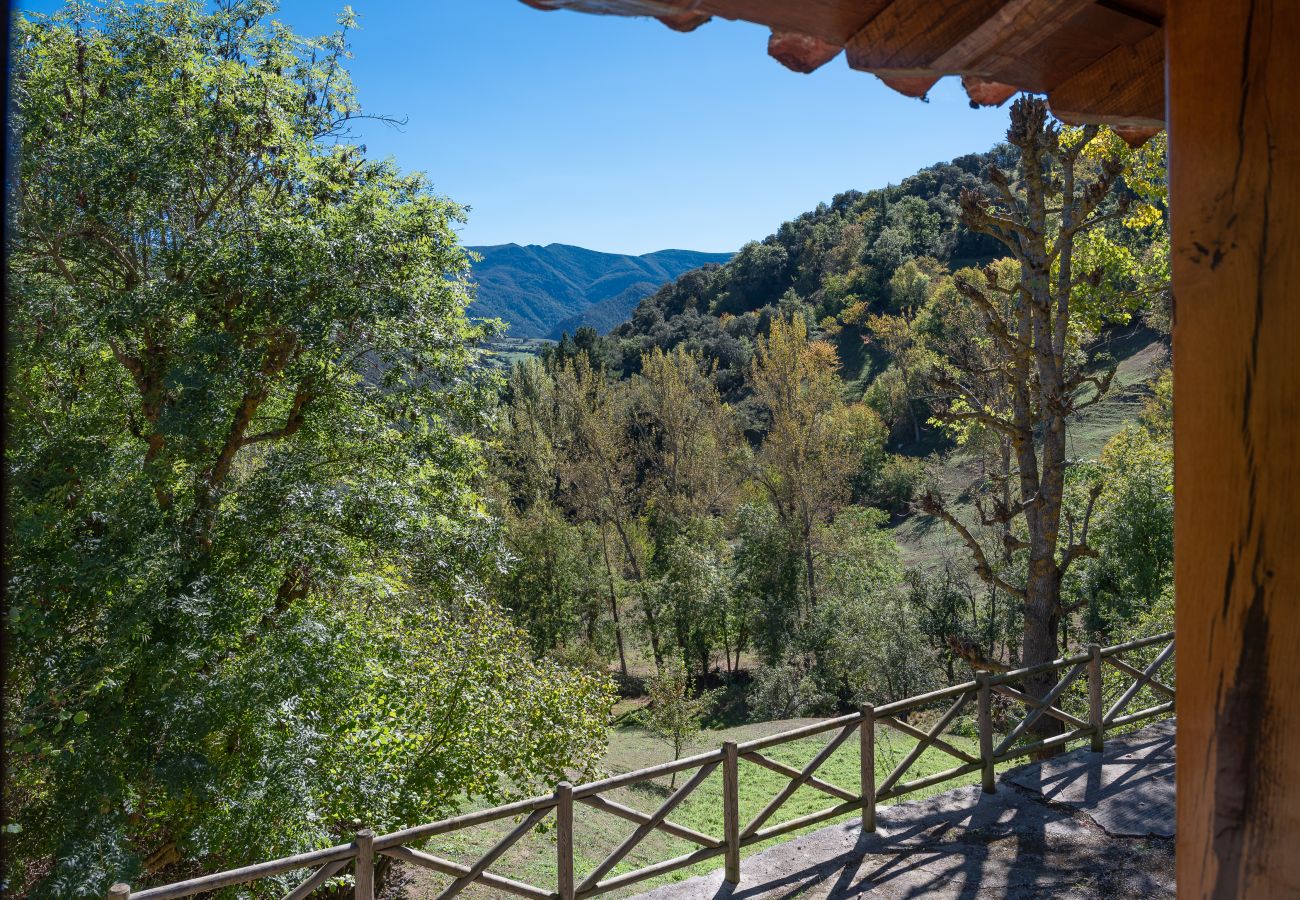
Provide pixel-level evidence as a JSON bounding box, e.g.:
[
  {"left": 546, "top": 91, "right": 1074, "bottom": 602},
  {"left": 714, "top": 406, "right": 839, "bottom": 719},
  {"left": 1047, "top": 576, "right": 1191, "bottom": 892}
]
[
  {"left": 6, "top": 4, "right": 611, "bottom": 893},
  {"left": 919, "top": 97, "right": 1146, "bottom": 739},
  {"left": 749, "top": 315, "right": 884, "bottom": 640}
]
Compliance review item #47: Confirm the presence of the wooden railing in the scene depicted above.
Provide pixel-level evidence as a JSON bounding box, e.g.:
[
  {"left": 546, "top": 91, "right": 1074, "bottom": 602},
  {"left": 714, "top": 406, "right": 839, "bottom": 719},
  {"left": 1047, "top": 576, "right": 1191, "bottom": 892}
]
[{"left": 106, "top": 631, "right": 1174, "bottom": 900}]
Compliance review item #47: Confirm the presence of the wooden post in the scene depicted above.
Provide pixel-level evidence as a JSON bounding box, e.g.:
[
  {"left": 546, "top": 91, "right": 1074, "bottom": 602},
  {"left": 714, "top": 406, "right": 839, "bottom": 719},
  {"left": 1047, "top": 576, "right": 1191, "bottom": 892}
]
[
  {"left": 1167, "top": 1, "right": 1300, "bottom": 895},
  {"left": 977, "top": 674, "right": 995, "bottom": 794},
  {"left": 859, "top": 704, "right": 876, "bottom": 833},
  {"left": 353, "top": 829, "right": 375, "bottom": 900},
  {"left": 722, "top": 741, "right": 740, "bottom": 884},
  {"left": 556, "top": 781, "right": 575, "bottom": 900},
  {"left": 107, "top": 884, "right": 130, "bottom": 900},
  {"left": 1088, "top": 644, "right": 1103, "bottom": 752}
]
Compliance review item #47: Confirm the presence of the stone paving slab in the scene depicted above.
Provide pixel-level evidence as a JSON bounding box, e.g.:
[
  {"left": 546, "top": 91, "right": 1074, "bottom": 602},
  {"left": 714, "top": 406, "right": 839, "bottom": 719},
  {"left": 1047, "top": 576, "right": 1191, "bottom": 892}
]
[{"left": 632, "top": 720, "right": 1176, "bottom": 900}]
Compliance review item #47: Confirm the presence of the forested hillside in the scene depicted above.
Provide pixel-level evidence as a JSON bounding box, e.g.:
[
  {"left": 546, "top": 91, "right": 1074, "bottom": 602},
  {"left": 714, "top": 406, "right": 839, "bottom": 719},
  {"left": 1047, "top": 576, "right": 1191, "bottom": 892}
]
[
  {"left": 495, "top": 109, "right": 1173, "bottom": 728},
  {"left": 467, "top": 243, "right": 733, "bottom": 338}
]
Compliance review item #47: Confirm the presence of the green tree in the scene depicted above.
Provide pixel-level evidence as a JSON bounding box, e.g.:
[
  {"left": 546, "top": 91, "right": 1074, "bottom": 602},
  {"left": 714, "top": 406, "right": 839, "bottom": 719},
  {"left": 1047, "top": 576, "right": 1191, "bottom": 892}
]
[
  {"left": 919, "top": 98, "right": 1156, "bottom": 748},
  {"left": 643, "top": 660, "right": 716, "bottom": 786},
  {"left": 6, "top": 4, "right": 611, "bottom": 894}
]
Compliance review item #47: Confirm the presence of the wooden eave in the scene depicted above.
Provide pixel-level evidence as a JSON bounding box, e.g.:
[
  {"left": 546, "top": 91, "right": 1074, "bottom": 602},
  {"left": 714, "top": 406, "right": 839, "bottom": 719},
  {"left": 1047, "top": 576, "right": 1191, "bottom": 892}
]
[{"left": 519, "top": 0, "right": 1167, "bottom": 144}]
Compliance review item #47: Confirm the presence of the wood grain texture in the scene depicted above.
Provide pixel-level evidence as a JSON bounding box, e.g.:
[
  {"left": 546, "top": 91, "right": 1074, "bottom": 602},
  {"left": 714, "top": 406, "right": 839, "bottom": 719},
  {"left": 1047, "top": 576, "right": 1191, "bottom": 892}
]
[
  {"left": 1168, "top": 0, "right": 1300, "bottom": 895},
  {"left": 1049, "top": 28, "right": 1164, "bottom": 125}
]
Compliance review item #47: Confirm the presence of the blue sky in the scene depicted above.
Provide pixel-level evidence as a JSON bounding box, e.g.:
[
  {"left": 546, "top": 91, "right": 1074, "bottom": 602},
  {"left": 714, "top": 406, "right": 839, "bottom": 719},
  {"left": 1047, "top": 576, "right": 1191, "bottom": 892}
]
[{"left": 17, "top": 0, "right": 1013, "bottom": 254}]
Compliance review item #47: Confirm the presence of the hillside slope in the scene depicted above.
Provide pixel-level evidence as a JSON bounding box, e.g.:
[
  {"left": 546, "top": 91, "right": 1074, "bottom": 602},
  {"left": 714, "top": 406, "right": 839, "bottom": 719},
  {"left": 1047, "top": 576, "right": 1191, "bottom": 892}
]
[{"left": 467, "top": 243, "right": 733, "bottom": 339}]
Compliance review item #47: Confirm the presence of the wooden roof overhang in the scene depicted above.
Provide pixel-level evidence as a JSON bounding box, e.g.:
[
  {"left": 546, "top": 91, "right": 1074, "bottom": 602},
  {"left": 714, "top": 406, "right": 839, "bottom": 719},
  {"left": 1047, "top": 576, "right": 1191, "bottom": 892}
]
[{"left": 520, "top": 0, "right": 1165, "bottom": 145}]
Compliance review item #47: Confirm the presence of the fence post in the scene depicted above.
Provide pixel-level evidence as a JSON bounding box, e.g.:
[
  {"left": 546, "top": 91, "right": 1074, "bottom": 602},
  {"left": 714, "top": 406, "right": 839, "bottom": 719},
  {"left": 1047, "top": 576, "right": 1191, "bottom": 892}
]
[
  {"left": 354, "top": 828, "right": 375, "bottom": 900},
  {"left": 859, "top": 704, "right": 876, "bottom": 833},
  {"left": 722, "top": 740, "right": 740, "bottom": 884},
  {"left": 107, "top": 884, "right": 130, "bottom": 900},
  {"left": 1088, "top": 643, "right": 1104, "bottom": 751},
  {"left": 977, "top": 674, "right": 996, "bottom": 794},
  {"left": 557, "top": 781, "right": 575, "bottom": 900}
]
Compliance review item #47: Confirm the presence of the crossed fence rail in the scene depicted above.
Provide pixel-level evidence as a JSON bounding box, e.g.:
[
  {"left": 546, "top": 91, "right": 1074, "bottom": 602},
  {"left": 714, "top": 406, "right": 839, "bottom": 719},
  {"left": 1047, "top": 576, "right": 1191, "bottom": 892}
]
[{"left": 106, "top": 631, "right": 1175, "bottom": 900}]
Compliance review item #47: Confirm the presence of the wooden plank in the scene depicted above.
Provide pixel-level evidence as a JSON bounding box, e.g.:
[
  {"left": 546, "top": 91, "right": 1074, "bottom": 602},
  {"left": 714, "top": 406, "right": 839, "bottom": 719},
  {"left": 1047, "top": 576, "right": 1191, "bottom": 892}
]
[
  {"left": 1104, "top": 641, "right": 1175, "bottom": 725},
  {"left": 860, "top": 704, "right": 876, "bottom": 832},
  {"left": 977, "top": 674, "right": 996, "bottom": 793},
  {"left": 722, "top": 741, "right": 740, "bottom": 884},
  {"left": 281, "top": 859, "right": 348, "bottom": 900},
  {"left": 845, "top": 0, "right": 1009, "bottom": 75},
  {"left": 877, "top": 712, "right": 980, "bottom": 764},
  {"left": 992, "top": 683, "right": 1089, "bottom": 730},
  {"left": 742, "top": 750, "right": 859, "bottom": 803},
  {"left": 576, "top": 845, "right": 724, "bottom": 897},
  {"left": 127, "top": 845, "right": 357, "bottom": 900},
  {"left": 354, "top": 830, "right": 374, "bottom": 900},
  {"left": 994, "top": 662, "right": 1086, "bottom": 756},
  {"left": 736, "top": 711, "right": 860, "bottom": 753},
  {"left": 930, "top": 0, "right": 1092, "bottom": 75},
  {"left": 1048, "top": 28, "right": 1164, "bottom": 126},
  {"left": 577, "top": 794, "right": 720, "bottom": 848},
  {"left": 437, "top": 808, "right": 551, "bottom": 900},
  {"left": 878, "top": 691, "right": 972, "bottom": 794},
  {"left": 576, "top": 763, "right": 717, "bottom": 893},
  {"left": 740, "top": 722, "right": 856, "bottom": 839},
  {"left": 1089, "top": 644, "right": 1104, "bottom": 752},
  {"left": 876, "top": 761, "right": 984, "bottom": 802},
  {"left": 380, "top": 846, "right": 556, "bottom": 900},
  {"left": 1105, "top": 655, "right": 1176, "bottom": 699},
  {"left": 743, "top": 799, "right": 863, "bottom": 844},
  {"left": 557, "top": 783, "right": 574, "bottom": 900},
  {"left": 573, "top": 748, "right": 723, "bottom": 797},
  {"left": 375, "top": 795, "right": 556, "bottom": 850}
]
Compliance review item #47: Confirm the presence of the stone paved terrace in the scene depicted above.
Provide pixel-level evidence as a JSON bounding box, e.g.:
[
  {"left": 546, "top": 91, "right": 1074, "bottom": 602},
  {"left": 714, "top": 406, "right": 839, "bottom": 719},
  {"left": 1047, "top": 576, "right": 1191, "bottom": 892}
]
[{"left": 633, "top": 719, "right": 1176, "bottom": 900}]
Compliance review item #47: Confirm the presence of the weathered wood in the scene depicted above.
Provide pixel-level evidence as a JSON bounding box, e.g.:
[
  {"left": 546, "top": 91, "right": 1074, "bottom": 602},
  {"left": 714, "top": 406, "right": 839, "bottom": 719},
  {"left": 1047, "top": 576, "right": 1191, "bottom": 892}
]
[
  {"left": 722, "top": 741, "right": 740, "bottom": 884},
  {"left": 1088, "top": 643, "right": 1104, "bottom": 752},
  {"left": 860, "top": 704, "right": 876, "bottom": 833},
  {"left": 744, "top": 799, "right": 863, "bottom": 844},
  {"left": 438, "top": 808, "right": 551, "bottom": 900},
  {"left": 993, "top": 726, "right": 1096, "bottom": 763},
  {"left": 577, "top": 794, "right": 720, "bottom": 849},
  {"left": 575, "top": 845, "right": 724, "bottom": 898},
  {"left": 572, "top": 749, "right": 722, "bottom": 798},
  {"left": 845, "top": 0, "right": 1008, "bottom": 75},
  {"left": 281, "top": 860, "right": 348, "bottom": 900},
  {"left": 556, "top": 782, "right": 574, "bottom": 900},
  {"left": 1104, "top": 641, "right": 1174, "bottom": 725},
  {"left": 877, "top": 711, "right": 980, "bottom": 763},
  {"left": 353, "top": 830, "right": 374, "bottom": 900},
  {"left": 375, "top": 795, "right": 556, "bottom": 850},
  {"left": 992, "top": 683, "right": 1088, "bottom": 730},
  {"left": 380, "top": 846, "right": 556, "bottom": 900},
  {"left": 736, "top": 711, "right": 859, "bottom": 753},
  {"left": 1048, "top": 28, "right": 1164, "bottom": 126},
  {"left": 1104, "top": 655, "right": 1175, "bottom": 699},
  {"left": 742, "top": 750, "right": 858, "bottom": 803},
  {"left": 977, "top": 674, "right": 995, "bottom": 794},
  {"left": 876, "top": 761, "right": 984, "bottom": 802},
  {"left": 127, "top": 845, "right": 357, "bottom": 900},
  {"left": 873, "top": 680, "right": 977, "bottom": 718},
  {"left": 741, "top": 722, "right": 856, "bottom": 839},
  {"left": 576, "top": 763, "right": 717, "bottom": 893},
  {"left": 878, "top": 691, "right": 972, "bottom": 794},
  {"left": 994, "top": 662, "right": 1086, "bottom": 755},
  {"left": 108, "top": 885, "right": 131, "bottom": 900}
]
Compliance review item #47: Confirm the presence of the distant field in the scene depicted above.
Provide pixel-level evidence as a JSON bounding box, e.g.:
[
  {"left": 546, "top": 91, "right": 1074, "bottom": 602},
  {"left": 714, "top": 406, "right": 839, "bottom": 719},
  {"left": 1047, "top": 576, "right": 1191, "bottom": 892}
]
[{"left": 389, "top": 714, "right": 993, "bottom": 899}]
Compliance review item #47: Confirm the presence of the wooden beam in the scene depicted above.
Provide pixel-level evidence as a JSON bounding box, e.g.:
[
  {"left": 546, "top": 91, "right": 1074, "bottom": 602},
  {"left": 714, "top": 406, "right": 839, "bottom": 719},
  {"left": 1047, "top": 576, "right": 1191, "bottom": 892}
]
[
  {"left": 767, "top": 29, "right": 841, "bottom": 73},
  {"left": 1049, "top": 29, "right": 1164, "bottom": 126},
  {"left": 845, "top": 0, "right": 1010, "bottom": 77},
  {"left": 1167, "top": 0, "right": 1300, "bottom": 896}
]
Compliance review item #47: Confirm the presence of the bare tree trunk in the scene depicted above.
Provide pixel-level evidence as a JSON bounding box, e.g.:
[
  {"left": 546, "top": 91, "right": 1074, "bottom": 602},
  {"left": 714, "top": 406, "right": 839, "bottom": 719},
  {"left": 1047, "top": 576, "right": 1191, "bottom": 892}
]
[{"left": 600, "top": 522, "right": 629, "bottom": 678}]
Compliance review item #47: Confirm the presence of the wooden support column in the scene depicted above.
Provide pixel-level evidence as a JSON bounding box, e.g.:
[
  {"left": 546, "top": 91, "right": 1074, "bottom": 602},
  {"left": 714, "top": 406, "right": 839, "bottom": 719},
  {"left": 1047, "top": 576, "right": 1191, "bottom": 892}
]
[{"left": 1167, "top": 1, "right": 1300, "bottom": 896}]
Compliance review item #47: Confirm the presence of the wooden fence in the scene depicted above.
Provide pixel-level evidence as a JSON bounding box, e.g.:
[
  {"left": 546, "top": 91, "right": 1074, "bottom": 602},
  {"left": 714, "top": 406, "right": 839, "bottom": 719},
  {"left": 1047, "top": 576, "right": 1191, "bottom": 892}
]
[{"left": 106, "top": 631, "right": 1175, "bottom": 900}]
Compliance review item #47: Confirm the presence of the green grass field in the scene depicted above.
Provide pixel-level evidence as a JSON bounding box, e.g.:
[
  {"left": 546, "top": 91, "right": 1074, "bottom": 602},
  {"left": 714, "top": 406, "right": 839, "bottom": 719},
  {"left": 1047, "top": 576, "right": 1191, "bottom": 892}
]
[{"left": 390, "top": 713, "right": 990, "bottom": 898}]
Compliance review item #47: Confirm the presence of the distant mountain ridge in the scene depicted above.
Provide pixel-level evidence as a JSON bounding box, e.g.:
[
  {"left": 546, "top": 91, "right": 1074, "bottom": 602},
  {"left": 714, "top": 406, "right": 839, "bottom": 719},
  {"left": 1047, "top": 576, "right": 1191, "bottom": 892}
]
[{"left": 467, "top": 243, "right": 733, "bottom": 339}]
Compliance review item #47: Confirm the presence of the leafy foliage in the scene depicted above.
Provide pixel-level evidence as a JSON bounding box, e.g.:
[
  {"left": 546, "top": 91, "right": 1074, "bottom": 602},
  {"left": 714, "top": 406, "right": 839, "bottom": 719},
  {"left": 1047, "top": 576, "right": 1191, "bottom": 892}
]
[{"left": 6, "top": 3, "right": 612, "bottom": 894}]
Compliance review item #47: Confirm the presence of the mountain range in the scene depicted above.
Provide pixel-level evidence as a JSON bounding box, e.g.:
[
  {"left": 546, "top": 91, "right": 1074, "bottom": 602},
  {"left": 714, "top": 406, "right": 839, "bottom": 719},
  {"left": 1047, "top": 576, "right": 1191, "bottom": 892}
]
[{"left": 466, "top": 243, "right": 733, "bottom": 339}]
